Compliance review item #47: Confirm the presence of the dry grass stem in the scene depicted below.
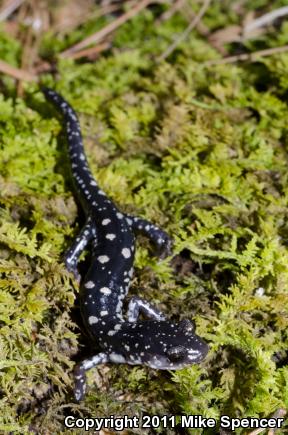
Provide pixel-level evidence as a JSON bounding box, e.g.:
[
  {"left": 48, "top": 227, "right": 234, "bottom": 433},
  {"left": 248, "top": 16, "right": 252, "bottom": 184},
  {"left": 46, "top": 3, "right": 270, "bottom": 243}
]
[
  {"left": 60, "top": 0, "right": 159, "bottom": 58},
  {"left": 202, "top": 44, "right": 288, "bottom": 66},
  {"left": 158, "top": 0, "right": 211, "bottom": 61},
  {"left": 0, "top": 59, "right": 37, "bottom": 81}
]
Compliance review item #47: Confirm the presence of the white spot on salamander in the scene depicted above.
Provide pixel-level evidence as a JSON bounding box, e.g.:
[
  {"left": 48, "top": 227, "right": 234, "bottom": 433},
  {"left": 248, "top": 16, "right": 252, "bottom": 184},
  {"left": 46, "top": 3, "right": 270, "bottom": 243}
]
[
  {"left": 98, "top": 255, "right": 110, "bottom": 263},
  {"left": 106, "top": 233, "right": 116, "bottom": 240},
  {"left": 117, "top": 212, "right": 123, "bottom": 219},
  {"left": 109, "top": 353, "right": 126, "bottom": 363},
  {"left": 108, "top": 330, "right": 117, "bottom": 336},
  {"left": 88, "top": 316, "right": 98, "bottom": 325},
  {"left": 100, "top": 287, "right": 111, "bottom": 295},
  {"left": 100, "top": 310, "right": 108, "bottom": 316},
  {"left": 85, "top": 281, "right": 95, "bottom": 288},
  {"left": 102, "top": 218, "right": 111, "bottom": 225},
  {"left": 121, "top": 248, "right": 131, "bottom": 258}
]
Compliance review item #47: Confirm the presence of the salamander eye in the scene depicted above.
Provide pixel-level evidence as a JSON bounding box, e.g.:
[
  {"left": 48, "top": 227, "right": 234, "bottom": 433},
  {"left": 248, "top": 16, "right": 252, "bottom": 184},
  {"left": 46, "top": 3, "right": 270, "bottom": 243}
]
[
  {"left": 167, "top": 345, "right": 187, "bottom": 362},
  {"left": 179, "top": 319, "right": 195, "bottom": 333}
]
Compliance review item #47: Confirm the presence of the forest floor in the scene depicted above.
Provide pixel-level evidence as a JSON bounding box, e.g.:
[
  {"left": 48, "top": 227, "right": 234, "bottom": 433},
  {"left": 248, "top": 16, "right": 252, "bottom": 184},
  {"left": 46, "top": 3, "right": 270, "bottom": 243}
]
[{"left": 0, "top": 1, "right": 288, "bottom": 434}]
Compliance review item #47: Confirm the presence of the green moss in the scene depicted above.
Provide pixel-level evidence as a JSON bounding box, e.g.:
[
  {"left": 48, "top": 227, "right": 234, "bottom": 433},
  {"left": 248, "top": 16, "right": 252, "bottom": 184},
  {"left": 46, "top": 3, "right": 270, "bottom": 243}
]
[{"left": 1, "top": 1, "right": 288, "bottom": 433}]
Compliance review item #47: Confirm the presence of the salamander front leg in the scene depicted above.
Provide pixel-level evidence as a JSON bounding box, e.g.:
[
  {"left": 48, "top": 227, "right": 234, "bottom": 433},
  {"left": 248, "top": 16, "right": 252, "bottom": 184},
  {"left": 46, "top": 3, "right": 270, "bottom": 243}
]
[
  {"left": 125, "top": 214, "right": 172, "bottom": 258},
  {"left": 64, "top": 216, "right": 96, "bottom": 281},
  {"left": 74, "top": 352, "right": 109, "bottom": 401},
  {"left": 127, "top": 296, "right": 166, "bottom": 322}
]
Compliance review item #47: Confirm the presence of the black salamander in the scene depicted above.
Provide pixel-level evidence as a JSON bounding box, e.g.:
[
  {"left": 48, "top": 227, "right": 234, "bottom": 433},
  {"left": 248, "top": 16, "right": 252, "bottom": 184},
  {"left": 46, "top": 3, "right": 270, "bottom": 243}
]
[{"left": 42, "top": 88, "right": 208, "bottom": 401}]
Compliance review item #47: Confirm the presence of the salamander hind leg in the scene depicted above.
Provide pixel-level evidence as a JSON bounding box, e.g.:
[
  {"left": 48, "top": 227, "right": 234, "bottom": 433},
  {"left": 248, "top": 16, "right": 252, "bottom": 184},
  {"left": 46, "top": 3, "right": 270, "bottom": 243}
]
[
  {"left": 125, "top": 214, "right": 172, "bottom": 258},
  {"left": 73, "top": 352, "right": 109, "bottom": 401},
  {"left": 127, "top": 296, "right": 166, "bottom": 322}
]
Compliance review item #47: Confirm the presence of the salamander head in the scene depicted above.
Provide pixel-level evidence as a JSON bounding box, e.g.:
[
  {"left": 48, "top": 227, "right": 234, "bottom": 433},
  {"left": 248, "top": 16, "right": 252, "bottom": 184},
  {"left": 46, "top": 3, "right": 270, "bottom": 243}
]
[{"left": 116, "top": 318, "right": 208, "bottom": 370}]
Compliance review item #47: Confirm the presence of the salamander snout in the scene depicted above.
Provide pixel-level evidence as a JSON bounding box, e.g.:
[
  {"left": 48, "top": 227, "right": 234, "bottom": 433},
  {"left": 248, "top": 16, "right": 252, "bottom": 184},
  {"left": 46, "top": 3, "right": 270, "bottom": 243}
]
[{"left": 138, "top": 318, "right": 208, "bottom": 370}]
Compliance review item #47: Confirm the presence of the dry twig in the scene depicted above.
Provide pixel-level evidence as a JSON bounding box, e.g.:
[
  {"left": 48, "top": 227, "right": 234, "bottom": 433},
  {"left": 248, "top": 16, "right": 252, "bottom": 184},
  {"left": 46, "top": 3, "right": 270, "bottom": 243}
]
[
  {"left": 202, "top": 44, "right": 288, "bottom": 66},
  {"left": 0, "top": 0, "right": 24, "bottom": 21},
  {"left": 244, "top": 6, "right": 288, "bottom": 36},
  {"left": 158, "top": 0, "right": 211, "bottom": 61},
  {"left": 67, "top": 42, "right": 111, "bottom": 60},
  {"left": 60, "top": 0, "right": 161, "bottom": 58},
  {"left": 92, "top": 0, "right": 139, "bottom": 20},
  {"left": 208, "top": 5, "right": 288, "bottom": 53},
  {"left": 0, "top": 59, "right": 37, "bottom": 81},
  {"left": 158, "top": 0, "right": 186, "bottom": 22}
]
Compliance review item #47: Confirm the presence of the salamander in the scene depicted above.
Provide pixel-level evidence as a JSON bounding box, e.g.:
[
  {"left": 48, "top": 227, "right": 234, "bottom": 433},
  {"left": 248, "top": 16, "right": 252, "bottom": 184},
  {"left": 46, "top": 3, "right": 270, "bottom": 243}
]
[{"left": 42, "top": 88, "right": 208, "bottom": 401}]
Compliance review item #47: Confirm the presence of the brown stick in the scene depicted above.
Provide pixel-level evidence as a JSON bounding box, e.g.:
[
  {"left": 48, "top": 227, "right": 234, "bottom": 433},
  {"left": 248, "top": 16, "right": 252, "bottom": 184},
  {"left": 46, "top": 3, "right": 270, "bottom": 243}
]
[
  {"left": 158, "top": 0, "right": 211, "bottom": 61},
  {"left": 32, "top": 61, "right": 52, "bottom": 74},
  {"left": 60, "top": 0, "right": 160, "bottom": 58},
  {"left": 244, "top": 6, "right": 288, "bottom": 36},
  {"left": 68, "top": 42, "right": 111, "bottom": 60},
  {"left": 93, "top": 0, "right": 139, "bottom": 20},
  {"left": 0, "top": 59, "right": 37, "bottom": 81},
  {"left": 202, "top": 44, "right": 288, "bottom": 66},
  {"left": 157, "top": 0, "right": 186, "bottom": 22},
  {"left": 32, "top": 42, "right": 111, "bottom": 75},
  {"left": 0, "top": 0, "right": 24, "bottom": 21}
]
